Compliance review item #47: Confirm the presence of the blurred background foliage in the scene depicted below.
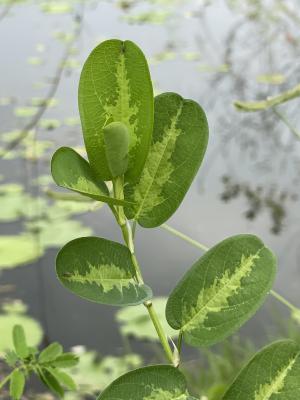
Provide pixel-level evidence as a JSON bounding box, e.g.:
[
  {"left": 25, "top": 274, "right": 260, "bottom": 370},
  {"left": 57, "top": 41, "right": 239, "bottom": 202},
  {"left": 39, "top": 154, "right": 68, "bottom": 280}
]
[{"left": 1, "top": 0, "right": 300, "bottom": 399}]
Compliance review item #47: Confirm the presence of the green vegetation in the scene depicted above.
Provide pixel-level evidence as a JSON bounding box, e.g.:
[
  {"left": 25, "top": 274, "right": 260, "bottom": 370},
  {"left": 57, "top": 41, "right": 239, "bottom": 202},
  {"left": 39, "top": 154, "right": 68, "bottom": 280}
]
[
  {"left": 0, "top": 325, "right": 78, "bottom": 398},
  {"left": 24, "top": 38, "right": 299, "bottom": 399},
  {"left": 1, "top": 1, "right": 300, "bottom": 399}
]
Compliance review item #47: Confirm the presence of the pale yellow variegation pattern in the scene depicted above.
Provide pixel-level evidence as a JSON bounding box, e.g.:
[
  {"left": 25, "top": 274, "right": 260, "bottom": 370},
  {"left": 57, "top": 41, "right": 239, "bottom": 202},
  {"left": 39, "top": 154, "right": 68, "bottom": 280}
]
[
  {"left": 103, "top": 54, "right": 139, "bottom": 151},
  {"left": 144, "top": 387, "right": 188, "bottom": 400},
  {"left": 254, "top": 356, "right": 297, "bottom": 400},
  {"left": 64, "top": 263, "right": 133, "bottom": 293},
  {"left": 61, "top": 175, "right": 99, "bottom": 194},
  {"left": 132, "top": 105, "right": 183, "bottom": 220},
  {"left": 182, "top": 250, "right": 262, "bottom": 332}
]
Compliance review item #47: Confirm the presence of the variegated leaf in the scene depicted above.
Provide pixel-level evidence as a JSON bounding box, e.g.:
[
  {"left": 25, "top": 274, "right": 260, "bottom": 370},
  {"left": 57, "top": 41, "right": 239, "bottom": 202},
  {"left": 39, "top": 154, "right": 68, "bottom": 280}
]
[
  {"left": 56, "top": 237, "right": 152, "bottom": 306},
  {"left": 166, "top": 234, "right": 276, "bottom": 347},
  {"left": 51, "top": 147, "right": 131, "bottom": 206},
  {"left": 124, "top": 92, "right": 208, "bottom": 228},
  {"left": 78, "top": 39, "right": 153, "bottom": 182},
  {"left": 223, "top": 340, "right": 300, "bottom": 399},
  {"left": 97, "top": 365, "right": 193, "bottom": 400}
]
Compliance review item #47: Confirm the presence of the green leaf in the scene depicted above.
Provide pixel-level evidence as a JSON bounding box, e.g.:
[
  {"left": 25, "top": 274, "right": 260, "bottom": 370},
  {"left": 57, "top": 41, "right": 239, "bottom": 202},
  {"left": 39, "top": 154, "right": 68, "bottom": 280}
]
[
  {"left": 223, "top": 340, "right": 300, "bottom": 399},
  {"left": 51, "top": 147, "right": 131, "bottom": 206},
  {"left": 9, "top": 370, "right": 25, "bottom": 400},
  {"left": 78, "top": 39, "right": 153, "bottom": 182},
  {"left": 116, "top": 297, "right": 177, "bottom": 341},
  {"left": 48, "top": 368, "right": 77, "bottom": 390},
  {"left": 39, "top": 342, "right": 63, "bottom": 363},
  {"left": 13, "top": 325, "right": 29, "bottom": 359},
  {"left": 56, "top": 237, "right": 152, "bottom": 306},
  {"left": 97, "top": 365, "right": 191, "bottom": 400},
  {"left": 5, "top": 350, "right": 18, "bottom": 367},
  {"left": 166, "top": 234, "right": 276, "bottom": 347},
  {"left": 38, "top": 367, "right": 64, "bottom": 398},
  {"left": 50, "top": 353, "right": 79, "bottom": 368},
  {"left": 103, "top": 122, "right": 129, "bottom": 177},
  {"left": 0, "top": 304, "right": 43, "bottom": 357},
  {"left": 125, "top": 92, "right": 209, "bottom": 227}
]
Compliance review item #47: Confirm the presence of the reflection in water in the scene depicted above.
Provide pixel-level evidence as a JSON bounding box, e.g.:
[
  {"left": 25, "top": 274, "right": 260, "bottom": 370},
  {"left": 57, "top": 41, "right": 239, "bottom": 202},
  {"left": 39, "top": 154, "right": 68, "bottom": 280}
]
[
  {"left": 0, "top": 0, "right": 299, "bottom": 362},
  {"left": 220, "top": 175, "right": 298, "bottom": 234}
]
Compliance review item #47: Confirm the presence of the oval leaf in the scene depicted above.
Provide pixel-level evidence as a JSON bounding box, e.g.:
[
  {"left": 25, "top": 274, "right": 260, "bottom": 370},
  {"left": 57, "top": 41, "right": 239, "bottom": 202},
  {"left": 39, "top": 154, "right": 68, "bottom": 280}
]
[
  {"left": 56, "top": 237, "right": 152, "bottom": 306},
  {"left": 9, "top": 370, "right": 25, "bottom": 400},
  {"left": 51, "top": 353, "right": 79, "bottom": 368},
  {"left": 103, "top": 122, "right": 129, "bottom": 177},
  {"left": 51, "top": 147, "right": 131, "bottom": 206},
  {"left": 97, "top": 365, "right": 191, "bottom": 400},
  {"left": 48, "top": 368, "right": 77, "bottom": 391},
  {"left": 39, "top": 342, "right": 63, "bottom": 363},
  {"left": 166, "top": 234, "right": 276, "bottom": 347},
  {"left": 125, "top": 92, "right": 209, "bottom": 227},
  {"left": 39, "top": 368, "right": 64, "bottom": 398},
  {"left": 78, "top": 39, "right": 153, "bottom": 182},
  {"left": 13, "top": 325, "right": 28, "bottom": 359},
  {"left": 223, "top": 340, "right": 300, "bottom": 399}
]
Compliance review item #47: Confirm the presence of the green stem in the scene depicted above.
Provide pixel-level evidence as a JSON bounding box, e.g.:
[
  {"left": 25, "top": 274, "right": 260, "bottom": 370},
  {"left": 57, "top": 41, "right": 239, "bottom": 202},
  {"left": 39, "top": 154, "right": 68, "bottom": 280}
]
[
  {"left": 0, "top": 370, "right": 14, "bottom": 390},
  {"left": 145, "top": 301, "right": 174, "bottom": 364},
  {"left": 234, "top": 83, "right": 300, "bottom": 112},
  {"left": 272, "top": 107, "right": 300, "bottom": 140},
  {"left": 161, "top": 223, "right": 300, "bottom": 314},
  {"left": 161, "top": 223, "right": 209, "bottom": 252},
  {"left": 132, "top": 220, "right": 137, "bottom": 239},
  {"left": 112, "top": 179, "right": 174, "bottom": 363},
  {"left": 177, "top": 330, "right": 183, "bottom": 355},
  {"left": 120, "top": 221, "right": 143, "bottom": 284},
  {"left": 270, "top": 289, "right": 299, "bottom": 313}
]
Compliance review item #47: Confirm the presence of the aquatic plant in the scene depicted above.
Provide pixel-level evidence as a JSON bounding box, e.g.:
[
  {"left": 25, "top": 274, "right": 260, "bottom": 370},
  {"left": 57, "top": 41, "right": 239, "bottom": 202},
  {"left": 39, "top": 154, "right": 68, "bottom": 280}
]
[
  {"left": 49, "top": 39, "right": 300, "bottom": 399},
  {"left": 2, "top": 37, "right": 300, "bottom": 399},
  {"left": 0, "top": 325, "right": 78, "bottom": 398}
]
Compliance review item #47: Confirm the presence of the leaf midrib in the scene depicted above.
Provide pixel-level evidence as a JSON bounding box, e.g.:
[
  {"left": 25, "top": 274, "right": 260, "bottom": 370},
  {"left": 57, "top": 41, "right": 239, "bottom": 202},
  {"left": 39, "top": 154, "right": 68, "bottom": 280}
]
[
  {"left": 255, "top": 353, "right": 299, "bottom": 400},
  {"left": 64, "top": 275, "right": 133, "bottom": 284},
  {"left": 181, "top": 247, "right": 264, "bottom": 332},
  {"left": 134, "top": 104, "right": 183, "bottom": 221}
]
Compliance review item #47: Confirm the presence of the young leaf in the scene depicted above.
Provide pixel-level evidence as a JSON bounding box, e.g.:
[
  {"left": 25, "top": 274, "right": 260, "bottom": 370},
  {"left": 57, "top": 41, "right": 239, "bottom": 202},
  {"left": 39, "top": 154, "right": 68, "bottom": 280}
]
[
  {"left": 125, "top": 92, "right": 209, "bottom": 227},
  {"left": 5, "top": 350, "right": 18, "bottom": 367},
  {"left": 51, "top": 147, "right": 131, "bottom": 206},
  {"left": 56, "top": 237, "right": 152, "bottom": 306},
  {"left": 9, "top": 370, "right": 25, "bottom": 400},
  {"left": 38, "top": 367, "right": 64, "bottom": 398},
  {"left": 103, "top": 122, "right": 129, "bottom": 177},
  {"left": 48, "top": 368, "right": 77, "bottom": 390},
  {"left": 13, "top": 325, "right": 29, "bottom": 359},
  {"left": 39, "top": 342, "right": 63, "bottom": 363},
  {"left": 50, "top": 353, "right": 79, "bottom": 368},
  {"left": 223, "top": 340, "right": 300, "bottom": 399},
  {"left": 166, "top": 234, "right": 276, "bottom": 347},
  {"left": 97, "top": 365, "right": 191, "bottom": 399},
  {"left": 78, "top": 39, "right": 154, "bottom": 182}
]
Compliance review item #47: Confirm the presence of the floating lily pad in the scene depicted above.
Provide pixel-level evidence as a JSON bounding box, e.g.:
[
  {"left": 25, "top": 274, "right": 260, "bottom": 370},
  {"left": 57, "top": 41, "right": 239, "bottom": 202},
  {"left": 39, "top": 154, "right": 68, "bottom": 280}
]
[
  {"left": 14, "top": 107, "right": 37, "bottom": 118},
  {"left": 116, "top": 297, "right": 177, "bottom": 341},
  {"left": 40, "top": 2, "right": 73, "bottom": 14},
  {"left": 68, "top": 347, "right": 142, "bottom": 395},
  {"left": 0, "top": 235, "right": 42, "bottom": 269}
]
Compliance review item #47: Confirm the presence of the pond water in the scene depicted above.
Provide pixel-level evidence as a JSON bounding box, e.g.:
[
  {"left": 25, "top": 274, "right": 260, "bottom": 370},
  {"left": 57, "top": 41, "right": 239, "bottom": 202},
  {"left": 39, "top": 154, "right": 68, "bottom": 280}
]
[{"left": 0, "top": 0, "right": 300, "bottom": 359}]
